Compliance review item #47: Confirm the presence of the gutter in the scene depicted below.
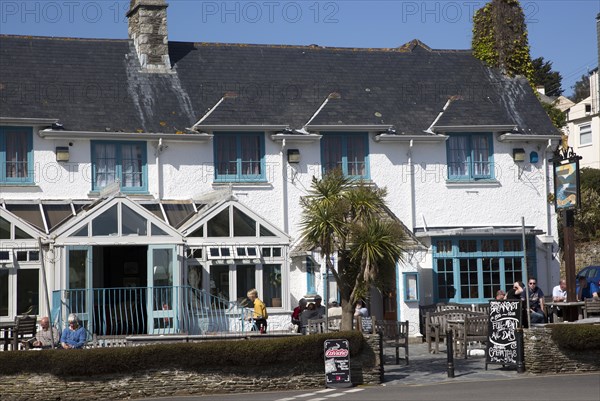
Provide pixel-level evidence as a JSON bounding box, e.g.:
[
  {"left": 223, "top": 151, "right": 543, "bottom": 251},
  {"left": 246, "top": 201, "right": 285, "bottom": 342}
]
[
  {"left": 270, "top": 133, "right": 322, "bottom": 142},
  {"left": 305, "top": 124, "right": 393, "bottom": 131},
  {"left": 498, "top": 133, "right": 562, "bottom": 142},
  {"left": 434, "top": 125, "right": 516, "bottom": 132},
  {"left": 374, "top": 133, "right": 447, "bottom": 142},
  {"left": 195, "top": 125, "right": 289, "bottom": 131},
  {"left": 38, "top": 129, "right": 213, "bottom": 142},
  {"left": 1, "top": 117, "right": 59, "bottom": 125}
]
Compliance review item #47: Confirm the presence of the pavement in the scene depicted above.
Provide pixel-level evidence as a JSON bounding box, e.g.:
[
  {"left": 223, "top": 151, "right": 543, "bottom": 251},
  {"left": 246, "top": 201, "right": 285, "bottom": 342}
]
[{"left": 381, "top": 340, "right": 530, "bottom": 386}]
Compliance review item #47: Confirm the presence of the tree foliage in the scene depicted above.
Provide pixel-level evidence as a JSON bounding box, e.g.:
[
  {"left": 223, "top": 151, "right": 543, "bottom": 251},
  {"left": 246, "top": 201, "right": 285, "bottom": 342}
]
[
  {"left": 300, "top": 170, "right": 408, "bottom": 330},
  {"left": 472, "top": 0, "right": 534, "bottom": 82},
  {"left": 541, "top": 102, "right": 566, "bottom": 129},
  {"left": 570, "top": 72, "right": 591, "bottom": 103},
  {"left": 575, "top": 168, "right": 600, "bottom": 242},
  {"left": 531, "top": 56, "right": 563, "bottom": 96}
]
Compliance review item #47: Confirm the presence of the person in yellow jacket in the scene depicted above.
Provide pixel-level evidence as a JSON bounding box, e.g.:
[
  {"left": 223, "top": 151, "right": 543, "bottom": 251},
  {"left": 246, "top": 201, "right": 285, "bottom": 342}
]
[{"left": 247, "top": 288, "right": 268, "bottom": 333}]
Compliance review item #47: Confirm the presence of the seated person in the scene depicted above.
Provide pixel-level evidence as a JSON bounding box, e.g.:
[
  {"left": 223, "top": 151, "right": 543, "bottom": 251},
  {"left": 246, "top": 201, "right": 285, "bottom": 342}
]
[
  {"left": 552, "top": 279, "right": 567, "bottom": 302},
  {"left": 505, "top": 281, "right": 524, "bottom": 300},
  {"left": 291, "top": 298, "right": 307, "bottom": 333},
  {"left": 31, "top": 316, "right": 59, "bottom": 349},
  {"left": 551, "top": 279, "right": 567, "bottom": 320},
  {"left": 313, "top": 295, "right": 326, "bottom": 318},
  {"left": 354, "top": 300, "right": 369, "bottom": 317},
  {"left": 60, "top": 313, "right": 87, "bottom": 349},
  {"left": 495, "top": 290, "right": 506, "bottom": 300},
  {"left": 328, "top": 298, "right": 342, "bottom": 319},
  {"left": 577, "top": 276, "right": 600, "bottom": 301},
  {"left": 299, "top": 303, "right": 319, "bottom": 334},
  {"left": 526, "top": 278, "right": 545, "bottom": 324}
]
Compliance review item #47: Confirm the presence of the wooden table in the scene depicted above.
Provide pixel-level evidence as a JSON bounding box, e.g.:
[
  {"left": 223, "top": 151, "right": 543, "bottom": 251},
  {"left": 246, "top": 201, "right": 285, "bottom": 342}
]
[
  {"left": 0, "top": 321, "right": 16, "bottom": 351},
  {"left": 546, "top": 301, "right": 585, "bottom": 322}
]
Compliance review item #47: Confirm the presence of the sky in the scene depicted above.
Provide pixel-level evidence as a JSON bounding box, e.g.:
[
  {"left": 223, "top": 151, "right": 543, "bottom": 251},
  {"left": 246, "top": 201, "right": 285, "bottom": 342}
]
[{"left": 1, "top": 0, "right": 598, "bottom": 97}]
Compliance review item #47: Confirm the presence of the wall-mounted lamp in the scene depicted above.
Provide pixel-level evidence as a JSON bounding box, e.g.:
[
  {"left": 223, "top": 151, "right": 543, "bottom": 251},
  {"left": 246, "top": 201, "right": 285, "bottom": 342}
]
[
  {"left": 513, "top": 148, "right": 526, "bottom": 163},
  {"left": 56, "top": 146, "right": 70, "bottom": 162},
  {"left": 287, "top": 149, "right": 301, "bottom": 163},
  {"left": 530, "top": 151, "right": 539, "bottom": 164}
]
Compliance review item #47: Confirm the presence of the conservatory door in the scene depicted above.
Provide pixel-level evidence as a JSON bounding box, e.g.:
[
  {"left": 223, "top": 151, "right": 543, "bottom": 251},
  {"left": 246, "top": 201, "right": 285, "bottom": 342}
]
[
  {"left": 147, "top": 245, "right": 178, "bottom": 334},
  {"left": 66, "top": 246, "right": 93, "bottom": 331}
]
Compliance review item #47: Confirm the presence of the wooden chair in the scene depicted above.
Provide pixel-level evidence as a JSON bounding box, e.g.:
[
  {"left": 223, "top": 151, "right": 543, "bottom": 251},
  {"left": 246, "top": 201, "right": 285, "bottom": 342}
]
[
  {"left": 376, "top": 320, "right": 409, "bottom": 365},
  {"left": 307, "top": 318, "right": 326, "bottom": 334},
  {"left": 6, "top": 315, "right": 37, "bottom": 351},
  {"left": 425, "top": 309, "right": 485, "bottom": 353},
  {"left": 457, "top": 315, "right": 489, "bottom": 359},
  {"left": 583, "top": 299, "right": 600, "bottom": 318}
]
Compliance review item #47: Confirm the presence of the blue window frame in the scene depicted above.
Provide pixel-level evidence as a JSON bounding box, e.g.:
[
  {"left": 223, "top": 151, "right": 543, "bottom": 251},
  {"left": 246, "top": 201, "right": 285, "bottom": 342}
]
[
  {"left": 91, "top": 141, "right": 147, "bottom": 193},
  {"left": 0, "top": 126, "right": 33, "bottom": 184},
  {"left": 214, "top": 132, "right": 265, "bottom": 182},
  {"left": 306, "top": 256, "right": 316, "bottom": 295},
  {"left": 403, "top": 272, "right": 420, "bottom": 302},
  {"left": 321, "top": 132, "right": 369, "bottom": 179},
  {"left": 432, "top": 237, "right": 536, "bottom": 303},
  {"left": 447, "top": 133, "right": 494, "bottom": 180}
]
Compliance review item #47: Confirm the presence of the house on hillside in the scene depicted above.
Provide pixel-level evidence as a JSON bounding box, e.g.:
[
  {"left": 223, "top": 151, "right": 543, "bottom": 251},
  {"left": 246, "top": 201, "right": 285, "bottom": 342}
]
[
  {"left": 565, "top": 14, "right": 600, "bottom": 170},
  {"left": 0, "top": 0, "right": 561, "bottom": 338},
  {"left": 566, "top": 69, "right": 600, "bottom": 169}
]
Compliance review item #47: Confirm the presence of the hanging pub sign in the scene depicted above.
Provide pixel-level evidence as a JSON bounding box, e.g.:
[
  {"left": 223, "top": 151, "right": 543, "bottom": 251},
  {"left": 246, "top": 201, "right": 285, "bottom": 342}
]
[
  {"left": 552, "top": 133, "right": 582, "bottom": 212},
  {"left": 324, "top": 339, "right": 352, "bottom": 388},
  {"left": 485, "top": 300, "right": 522, "bottom": 370},
  {"left": 553, "top": 158, "right": 581, "bottom": 211}
]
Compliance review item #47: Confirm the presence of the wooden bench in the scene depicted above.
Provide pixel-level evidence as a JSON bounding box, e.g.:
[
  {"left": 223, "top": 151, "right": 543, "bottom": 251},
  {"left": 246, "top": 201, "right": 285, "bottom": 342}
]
[
  {"left": 376, "top": 320, "right": 409, "bottom": 365},
  {"left": 583, "top": 299, "right": 600, "bottom": 318},
  {"left": 425, "top": 309, "right": 485, "bottom": 354},
  {"left": 455, "top": 315, "right": 489, "bottom": 359},
  {"left": 5, "top": 315, "right": 37, "bottom": 351}
]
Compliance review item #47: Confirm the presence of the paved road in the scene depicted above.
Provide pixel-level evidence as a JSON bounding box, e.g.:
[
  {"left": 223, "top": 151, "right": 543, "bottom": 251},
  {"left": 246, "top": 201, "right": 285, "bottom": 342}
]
[{"left": 140, "top": 373, "right": 600, "bottom": 401}]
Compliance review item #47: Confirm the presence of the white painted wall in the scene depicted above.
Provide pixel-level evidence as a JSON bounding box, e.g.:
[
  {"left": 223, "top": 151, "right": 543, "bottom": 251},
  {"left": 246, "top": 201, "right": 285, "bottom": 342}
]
[{"left": 2, "top": 127, "right": 561, "bottom": 332}]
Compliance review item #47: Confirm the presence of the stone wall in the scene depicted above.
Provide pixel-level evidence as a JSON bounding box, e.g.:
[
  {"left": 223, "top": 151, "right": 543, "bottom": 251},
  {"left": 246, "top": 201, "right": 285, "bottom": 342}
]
[
  {"left": 0, "top": 335, "right": 382, "bottom": 401},
  {"left": 524, "top": 326, "right": 600, "bottom": 374},
  {"left": 575, "top": 241, "right": 600, "bottom": 269}
]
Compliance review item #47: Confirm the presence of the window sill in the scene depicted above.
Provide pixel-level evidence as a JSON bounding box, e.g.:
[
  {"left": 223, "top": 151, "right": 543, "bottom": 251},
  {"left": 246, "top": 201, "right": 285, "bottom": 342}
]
[
  {"left": 88, "top": 191, "right": 151, "bottom": 198},
  {"left": 0, "top": 183, "right": 39, "bottom": 188},
  {"left": 445, "top": 180, "right": 501, "bottom": 188},
  {"left": 213, "top": 181, "right": 272, "bottom": 189}
]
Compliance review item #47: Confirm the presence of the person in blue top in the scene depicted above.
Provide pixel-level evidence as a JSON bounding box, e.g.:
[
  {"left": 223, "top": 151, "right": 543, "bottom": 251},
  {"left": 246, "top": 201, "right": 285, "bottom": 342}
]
[
  {"left": 577, "top": 276, "right": 600, "bottom": 301},
  {"left": 60, "top": 313, "right": 87, "bottom": 349}
]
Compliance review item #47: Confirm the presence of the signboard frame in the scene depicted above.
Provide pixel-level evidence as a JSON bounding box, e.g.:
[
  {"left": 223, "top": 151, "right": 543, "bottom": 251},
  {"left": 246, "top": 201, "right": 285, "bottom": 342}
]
[
  {"left": 324, "top": 338, "right": 352, "bottom": 388},
  {"left": 553, "top": 158, "right": 581, "bottom": 211},
  {"left": 485, "top": 300, "right": 522, "bottom": 370}
]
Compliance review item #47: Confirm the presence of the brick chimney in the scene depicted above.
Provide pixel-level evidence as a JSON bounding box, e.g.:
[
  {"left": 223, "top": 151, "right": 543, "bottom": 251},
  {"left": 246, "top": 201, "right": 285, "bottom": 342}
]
[{"left": 127, "top": 0, "right": 170, "bottom": 72}]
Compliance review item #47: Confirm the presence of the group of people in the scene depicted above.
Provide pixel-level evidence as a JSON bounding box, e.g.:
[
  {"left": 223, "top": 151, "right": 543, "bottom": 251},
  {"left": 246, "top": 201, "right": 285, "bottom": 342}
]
[
  {"left": 494, "top": 278, "right": 547, "bottom": 324},
  {"left": 494, "top": 276, "right": 600, "bottom": 324},
  {"left": 24, "top": 313, "right": 87, "bottom": 350},
  {"left": 290, "top": 296, "right": 369, "bottom": 333}
]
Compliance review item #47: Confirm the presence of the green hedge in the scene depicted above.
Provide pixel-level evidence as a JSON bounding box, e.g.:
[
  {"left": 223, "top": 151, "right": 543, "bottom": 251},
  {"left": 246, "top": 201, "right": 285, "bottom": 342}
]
[
  {"left": 549, "top": 324, "right": 600, "bottom": 350},
  {"left": 0, "top": 331, "right": 365, "bottom": 377}
]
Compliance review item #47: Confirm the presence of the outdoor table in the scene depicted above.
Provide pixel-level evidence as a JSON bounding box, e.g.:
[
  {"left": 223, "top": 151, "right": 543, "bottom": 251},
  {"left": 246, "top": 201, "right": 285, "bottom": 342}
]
[
  {"left": 546, "top": 301, "right": 585, "bottom": 322},
  {"left": 0, "top": 321, "right": 16, "bottom": 351}
]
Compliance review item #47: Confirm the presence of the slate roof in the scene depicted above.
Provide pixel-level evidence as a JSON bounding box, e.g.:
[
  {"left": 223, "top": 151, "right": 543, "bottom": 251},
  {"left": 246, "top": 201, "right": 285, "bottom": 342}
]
[{"left": 0, "top": 35, "right": 558, "bottom": 136}]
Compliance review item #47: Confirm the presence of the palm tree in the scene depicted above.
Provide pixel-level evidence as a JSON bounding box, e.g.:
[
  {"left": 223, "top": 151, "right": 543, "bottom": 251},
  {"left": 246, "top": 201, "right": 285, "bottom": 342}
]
[{"left": 300, "top": 170, "right": 408, "bottom": 330}]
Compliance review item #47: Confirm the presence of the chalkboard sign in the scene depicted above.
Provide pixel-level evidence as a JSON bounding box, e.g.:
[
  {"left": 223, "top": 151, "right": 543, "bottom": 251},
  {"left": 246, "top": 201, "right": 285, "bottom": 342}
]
[
  {"left": 324, "top": 339, "right": 352, "bottom": 388},
  {"left": 360, "top": 317, "right": 373, "bottom": 334},
  {"left": 486, "top": 300, "right": 522, "bottom": 369}
]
